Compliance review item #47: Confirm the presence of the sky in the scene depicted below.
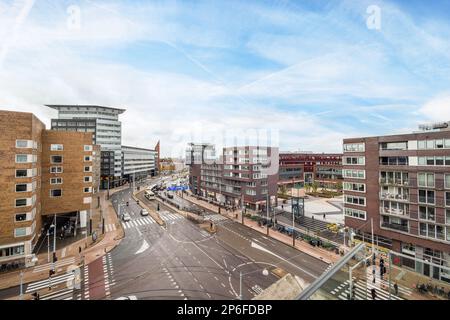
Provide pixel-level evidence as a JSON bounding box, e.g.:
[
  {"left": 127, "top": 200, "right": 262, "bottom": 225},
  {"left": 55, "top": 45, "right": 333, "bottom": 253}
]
[{"left": 0, "top": 0, "right": 450, "bottom": 158}]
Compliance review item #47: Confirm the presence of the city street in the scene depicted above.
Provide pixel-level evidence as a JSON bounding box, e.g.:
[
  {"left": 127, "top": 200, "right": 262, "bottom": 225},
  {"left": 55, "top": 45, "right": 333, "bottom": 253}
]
[{"left": 80, "top": 176, "right": 329, "bottom": 300}]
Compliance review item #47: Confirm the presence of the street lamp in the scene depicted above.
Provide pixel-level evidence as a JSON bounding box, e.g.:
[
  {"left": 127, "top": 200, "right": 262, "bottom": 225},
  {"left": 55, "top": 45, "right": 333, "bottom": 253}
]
[{"left": 239, "top": 268, "right": 269, "bottom": 300}]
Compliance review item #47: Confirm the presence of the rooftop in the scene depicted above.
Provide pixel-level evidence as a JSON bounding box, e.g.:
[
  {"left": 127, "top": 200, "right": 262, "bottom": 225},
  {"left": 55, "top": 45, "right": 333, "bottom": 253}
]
[{"left": 45, "top": 105, "right": 126, "bottom": 114}]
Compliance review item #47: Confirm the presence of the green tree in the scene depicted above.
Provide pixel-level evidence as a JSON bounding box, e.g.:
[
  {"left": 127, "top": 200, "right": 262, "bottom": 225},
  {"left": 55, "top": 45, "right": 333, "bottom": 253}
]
[{"left": 311, "top": 181, "right": 319, "bottom": 194}]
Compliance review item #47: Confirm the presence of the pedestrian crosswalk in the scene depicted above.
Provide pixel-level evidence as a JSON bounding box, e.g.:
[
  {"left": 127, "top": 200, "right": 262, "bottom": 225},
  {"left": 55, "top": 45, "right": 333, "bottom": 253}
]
[
  {"left": 122, "top": 217, "right": 156, "bottom": 229},
  {"left": 204, "top": 214, "right": 228, "bottom": 223},
  {"left": 329, "top": 273, "right": 412, "bottom": 300},
  {"left": 25, "top": 271, "right": 76, "bottom": 293},
  {"left": 105, "top": 224, "right": 117, "bottom": 232},
  {"left": 32, "top": 257, "right": 76, "bottom": 273},
  {"left": 39, "top": 288, "right": 78, "bottom": 300},
  {"left": 159, "top": 211, "right": 183, "bottom": 222}
]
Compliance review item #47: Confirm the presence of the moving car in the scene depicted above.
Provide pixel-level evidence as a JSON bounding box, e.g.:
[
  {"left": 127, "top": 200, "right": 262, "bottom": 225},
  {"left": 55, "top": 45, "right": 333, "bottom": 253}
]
[
  {"left": 140, "top": 209, "right": 149, "bottom": 216},
  {"left": 122, "top": 213, "right": 131, "bottom": 222}
]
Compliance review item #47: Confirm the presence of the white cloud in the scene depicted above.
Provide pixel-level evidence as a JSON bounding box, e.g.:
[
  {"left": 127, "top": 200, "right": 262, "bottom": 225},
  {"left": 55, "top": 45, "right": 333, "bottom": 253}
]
[{"left": 419, "top": 94, "right": 450, "bottom": 121}]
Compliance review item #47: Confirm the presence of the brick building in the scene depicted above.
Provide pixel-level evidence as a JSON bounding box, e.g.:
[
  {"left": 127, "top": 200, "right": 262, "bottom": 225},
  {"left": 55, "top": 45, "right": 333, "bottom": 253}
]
[
  {"left": 0, "top": 110, "right": 96, "bottom": 269},
  {"left": 278, "top": 152, "right": 343, "bottom": 189},
  {"left": 343, "top": 122, "right": 450, "bottom": 283}
]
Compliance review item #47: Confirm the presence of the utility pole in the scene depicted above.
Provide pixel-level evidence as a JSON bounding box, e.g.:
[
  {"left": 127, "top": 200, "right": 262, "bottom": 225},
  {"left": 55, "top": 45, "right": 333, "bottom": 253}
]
[
  {"left": 292, "top": 208, "right": 295, "bottom": 247},
  {"left": 266, "top": 193, "right": 269, "bottom": 236},
  {"left": 371, "top": 218, "right": 375, "bottom": 257},
  {"left": 53, "top": 214, "right": 57, "bottom": 255},
  {"left": 241, "top": 193, "right": 244, "bottom": 225},
  {"left": 47, "top": 230, "right": 50, "bottom": 263},
  {"left": 19, "top": 271, "right": 23, "bottom": 300},
  {"left": 239, "top": 271, "right": 243, "bottom": 300}
]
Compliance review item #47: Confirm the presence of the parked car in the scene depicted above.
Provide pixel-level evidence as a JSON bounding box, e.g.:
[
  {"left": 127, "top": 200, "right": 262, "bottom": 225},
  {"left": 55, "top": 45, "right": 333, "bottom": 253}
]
[
  {"left": 115, "top": 296, "right": 138, "bottom": 300},
  {"left": 140, "top": 209, "right": 149, "bottom": 216}
]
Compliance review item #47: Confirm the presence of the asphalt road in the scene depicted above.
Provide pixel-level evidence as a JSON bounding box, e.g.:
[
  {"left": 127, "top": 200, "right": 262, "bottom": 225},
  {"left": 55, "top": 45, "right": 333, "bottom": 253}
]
[{"left": 101, "top": 177, "right": 328, "bottom": 300}]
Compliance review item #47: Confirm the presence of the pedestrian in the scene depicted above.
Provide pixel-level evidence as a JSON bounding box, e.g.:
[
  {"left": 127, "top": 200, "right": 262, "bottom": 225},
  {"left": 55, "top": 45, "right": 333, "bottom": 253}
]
[
  {"left": 312, "top": 215, "right": 314, "bottom": 221},
  {"left": 394, "top": 282, "right": 399, "bottom": 296},
  {"left": 78, "top": 246, "right": 82, "bottom": 254},
  {"left": 281, "top": 205, "right": 284, "bottom": 210},
  {"left": 371, "top": 288, "right": 377, "bottom": 300},
  {"left": 323, "top": 213, "right": 326, "bottom": 219}
]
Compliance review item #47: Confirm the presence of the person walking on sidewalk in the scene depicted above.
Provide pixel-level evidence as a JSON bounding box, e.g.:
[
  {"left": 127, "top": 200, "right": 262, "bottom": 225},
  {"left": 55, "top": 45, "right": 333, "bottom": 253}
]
[
  {"left": 394, "top": 282, "right": 399, "bottom": 296},
  {"left": 323, "top": 213, "right": 326, "bottom": 219}
]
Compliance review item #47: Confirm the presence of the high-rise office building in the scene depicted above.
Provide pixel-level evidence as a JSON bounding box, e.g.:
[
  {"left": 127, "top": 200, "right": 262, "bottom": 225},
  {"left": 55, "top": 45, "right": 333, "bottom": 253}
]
[{"left": 48, "top": 105, "right": 126, "bottom": 188}]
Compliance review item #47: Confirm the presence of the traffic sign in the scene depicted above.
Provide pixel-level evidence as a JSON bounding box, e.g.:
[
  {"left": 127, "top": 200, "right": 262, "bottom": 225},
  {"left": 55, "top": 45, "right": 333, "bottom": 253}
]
[{"left": 167, "top": 186, "right": 189, "bottom": 191}]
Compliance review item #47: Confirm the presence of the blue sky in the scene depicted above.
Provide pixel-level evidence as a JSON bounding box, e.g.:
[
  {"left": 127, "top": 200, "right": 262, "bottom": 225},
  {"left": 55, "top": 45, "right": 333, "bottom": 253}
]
[{"left": 0, "top": 0, "right": 450, "bottom": 157}]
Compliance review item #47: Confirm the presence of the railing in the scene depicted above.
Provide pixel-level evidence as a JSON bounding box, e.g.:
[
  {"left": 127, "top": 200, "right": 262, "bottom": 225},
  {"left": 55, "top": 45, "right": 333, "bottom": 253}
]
[
  {"left": 380, "top": 207, "right": 409, "bottom": 216},
  {"left": 380, "top": 193, "right": 409, "bottom": 201},
  {"left": 381, "top": 222, "right": 409, "bottom": 232},
  {"left": 379, "top": 178, "right": 410, "bottom": 186}
]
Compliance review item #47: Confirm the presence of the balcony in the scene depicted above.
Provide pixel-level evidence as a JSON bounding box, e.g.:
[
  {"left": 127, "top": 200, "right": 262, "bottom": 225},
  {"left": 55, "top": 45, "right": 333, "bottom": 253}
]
[
  {"left": 381, "top": 222, "right": 409, "bottom": 232},
  {"left": 379, "top": 178, "right": 410, "bottom": 187},
  {"left": 380, "top": 193, "right": 409, "bottom": 202},
  {"left": 380, "top": 207, "right": 409, "bottom": 216}
]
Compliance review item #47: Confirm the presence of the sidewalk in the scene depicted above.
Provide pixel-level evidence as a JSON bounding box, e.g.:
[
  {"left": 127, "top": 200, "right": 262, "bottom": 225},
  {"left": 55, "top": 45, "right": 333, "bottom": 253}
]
[
  {"left": 0, "top": 189, "right": 123, "bottom": 297},
  {"left": 183, "top": 193, "right": 340, "bottom": 264}
]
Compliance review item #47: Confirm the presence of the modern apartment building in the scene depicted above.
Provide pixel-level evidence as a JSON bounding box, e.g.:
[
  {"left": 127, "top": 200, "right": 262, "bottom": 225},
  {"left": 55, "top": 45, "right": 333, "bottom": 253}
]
[
  {"left": 187, "top": 144, "right": 279, "bottom": 211},
  {"left": 343, "top": 122, "right": 450, "bottom": 283},
  {"left": 48, "top": 105, "right": 126, "bottom": 189},
  {"left": 278, "top": 152, "right": 343, "bottom": 189},
  {"left": 186, "top": 143, "right": 216, "bottom": 195},
  {"left": 0, "top": 111, "right": 95, "bottom": 269},
  {"left": 121, "top": 145, "right": 158, "bottom": 182}
]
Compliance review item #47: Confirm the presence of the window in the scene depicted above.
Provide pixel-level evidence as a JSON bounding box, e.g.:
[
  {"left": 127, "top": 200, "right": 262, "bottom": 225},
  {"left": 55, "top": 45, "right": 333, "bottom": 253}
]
[
  {"left": 418, "top": 189, "right": 435, "bottom": 204},
  {"left": 84, "top": 187, "right": 92, "bottom": 193},
  {"left": 344, "top": 207, "right": 366, "bottom": 220},
  {"left": 50, "top": 189, "right": 62, "bottom": 197},
  {"left": 84, "top": 176, "right": 93, "bottom": 183},
  {"left": 83, "top": 197, "right": 92, "bottom": 204},
  {"left": 446, "top": 192, "right": 450, "bottom": 207},
  {"left": 51, "top": 155, "right": 63, "bottom": 163},
  {"left": 418, "top": 140, "right": 426, "bottom": 150},
  {"left": 343, "top": 182, "right": 365, "bottom": 193},
  {"left": 15, "top": 213, "right": 28, "bottom": 222},
  {"left": 15, "top": 154, "right": 29, "bottom": 163},
  {"left": 15, "top": 199, "right": 28, "bottom": 207},
  {"left": 50, "top": 178, "right": 63, "bottom": 185},
  {"left": 419, "top": 206, "right": 435, "bottom": 221},
  {"left": 84, "top": 156, "right": 92, "bottom": 162},
  {"left": 445, "top": 175, "right": 450, "bottom": 189},
  {"left": 343, "top": 169, "right": 365, "bottom": 179},
  {"left": 344, "top": 195, "right": 366, "bottom": 206},
  {"left": 16, "top": 140, "right": 30, "bottom": 148},
  {"left": 84, "top": 166, "right": 92, "bottom": 172},
  {"left": 15, "top": 184, "right": 28, "bottom": 192},
  {"left": 14, "top": 228, "right": 27, "bottom": 238},
  {"left": 418, "top": 173, "right": 435, "bottom": 188},
  {"left": 380, "top": 142, "right": 407, "bottom": 151},
  {"left": 246, "top": 189, "right": 256, "bottom": 196},
  {"left": 50, "top": 167, "right": 63, "bottom": 173},
  {"left": 343, "top": 143, "right": 365, "bottom": 152},
  {"left": 84, "top": 145, "right": 93, "bottom": 152},
  {"left": 343, "top": 156, "right": 365, "bottom": 165},
  {"left": 50, "top": 144, "right": 63, "bottom": 151},
  {"left": 15, "top": 169, "right": 28, "bottom": 178}
]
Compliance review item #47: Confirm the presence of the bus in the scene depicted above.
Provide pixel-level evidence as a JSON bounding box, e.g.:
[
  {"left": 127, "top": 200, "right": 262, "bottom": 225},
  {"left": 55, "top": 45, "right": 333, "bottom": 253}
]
[{"left": 145, "top": 190, "right": 156, "bottom": 201}]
